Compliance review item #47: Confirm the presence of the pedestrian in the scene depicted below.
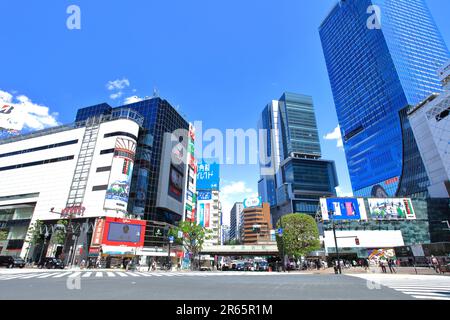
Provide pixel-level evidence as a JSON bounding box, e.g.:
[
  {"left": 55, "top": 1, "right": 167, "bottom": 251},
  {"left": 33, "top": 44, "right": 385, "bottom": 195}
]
[
  {"left": 388, "top": 259, "right": 396, "bottom": 274},
  {"left": 380, "top": 260, "right": 387, "bottom": 273},
  {"left": 431, "top": 255, "right": 440, "bottom": 274}
]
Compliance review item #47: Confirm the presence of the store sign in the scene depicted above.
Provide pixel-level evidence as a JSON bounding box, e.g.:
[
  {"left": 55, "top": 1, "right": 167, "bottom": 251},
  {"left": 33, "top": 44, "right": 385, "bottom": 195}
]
[
  {"left": 60, "top": 205, "right": 86, "bottom": 217},
  {"left": 243, "top": 197, "right": 262, "bottom": 209},
  {"left": 197, "top": 191, "right": 212, "bottom": 201},
  {"left": 368, "top": 198, "right": 416, "bottom": 220},
  {"left": 91, "top": 218, "right": 106, "bottom": 247},
  {"left": 320, "top": 198, "right": 367, "bottom": 221},
  {"left": 104, "top": 138, "right": 136, "bottom": 212},
  {"left": 197, "top": 201, "right": 212, "bottom": 228}
]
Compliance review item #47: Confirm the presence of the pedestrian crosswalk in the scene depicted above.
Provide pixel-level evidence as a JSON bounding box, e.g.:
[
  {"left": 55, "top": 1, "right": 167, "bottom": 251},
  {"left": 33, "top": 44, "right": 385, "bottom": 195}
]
[
  {"left": 349, "top": 274, "right": 450, "bottom": 301},
  {"left": 0, "top": 271, "right": 299, "bottom": 281}
]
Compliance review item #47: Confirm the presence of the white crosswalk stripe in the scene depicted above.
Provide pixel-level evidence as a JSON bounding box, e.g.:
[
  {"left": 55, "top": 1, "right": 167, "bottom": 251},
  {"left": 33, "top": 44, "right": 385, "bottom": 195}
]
[
  {"left": 0, "top": 270, "right": 301, "bottom": 281},
  {"left": 349, "top": 274, "right": 450, "bottom": 300}
]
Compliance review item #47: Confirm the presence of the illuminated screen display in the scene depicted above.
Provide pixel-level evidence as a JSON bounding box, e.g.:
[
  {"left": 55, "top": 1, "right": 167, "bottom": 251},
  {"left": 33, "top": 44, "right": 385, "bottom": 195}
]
[{"left": 107, "top": 222, "right": 142, "bottom": 243}]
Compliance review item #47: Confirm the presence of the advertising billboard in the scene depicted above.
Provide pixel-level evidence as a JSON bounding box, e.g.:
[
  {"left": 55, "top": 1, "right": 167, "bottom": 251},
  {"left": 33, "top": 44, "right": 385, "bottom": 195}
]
[
  {"left": 101, "top": 217, "right": 146, "bottom": 247},
  {"left": 197, "top": 191, "right": 212, "bottom": 201},
  {"left": 197, "top": 159, "right": 220, "bottom": 190},
  {"left": 368, "top": 198, "right": 416, "bottom": 220},
  {"left": 243, "top": 196, "right": 262, "bottom": 209},
  {"left": 168, "top": 165, "right": 184, "bottom": 202},
  {"left": 197, "top": 200, "right": 212, "bottom": 228},
  {"left": 320, "top": 198, "right": 367, "bottom": 221},
  {"left": 104, "top": 138, "right": 136, "bottom": 212},
  {"left": 368, "top": 249, "right": 396, "bottom": 262}
]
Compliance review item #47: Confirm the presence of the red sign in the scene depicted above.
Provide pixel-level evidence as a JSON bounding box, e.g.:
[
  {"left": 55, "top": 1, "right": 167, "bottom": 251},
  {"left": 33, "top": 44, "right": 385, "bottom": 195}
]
[
  {"left": 60, "top": 206, "right": 86, "bottom": 217},
  {"left": 91, "top": 218, "right": 106, "bottom": 247},
  {"left": 101, "top": 217, "right": 146, "bottom": 248}
]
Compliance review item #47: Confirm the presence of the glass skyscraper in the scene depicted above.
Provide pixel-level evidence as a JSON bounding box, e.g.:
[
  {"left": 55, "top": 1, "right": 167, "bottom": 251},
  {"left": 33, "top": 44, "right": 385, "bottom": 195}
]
[
  {"left": 75, "top": 97, "right": 189, "bottom": 247},
  {"left": 319, "top": 0, "right": 449, "bottom": 197},
  {"left": 258, "top": 92, "right": 338, "bottom": 225}
]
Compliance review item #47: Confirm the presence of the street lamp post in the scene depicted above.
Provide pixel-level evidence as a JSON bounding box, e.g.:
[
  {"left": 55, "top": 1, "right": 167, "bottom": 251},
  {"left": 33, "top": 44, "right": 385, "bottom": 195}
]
[{"left": 278, "top": 218, "right": 286, "bottom": 272}]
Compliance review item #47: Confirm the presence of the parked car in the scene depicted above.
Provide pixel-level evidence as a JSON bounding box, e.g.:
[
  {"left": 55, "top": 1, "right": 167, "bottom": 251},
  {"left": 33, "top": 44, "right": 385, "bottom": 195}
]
[
  {"left": 236, "top": 263, "right": 246, "bottom": 271},
  {"left": 256, "top": 261, "right": 269, "bottom": 271},
  {"left": 37, "top": 257, "right": 65, "bottom": 269},
  {"left": 0, "top": 256, "right": 25, "bottom": 268},
  {"left": 244, "top": 262, "right": 255, "bottom": 271}
]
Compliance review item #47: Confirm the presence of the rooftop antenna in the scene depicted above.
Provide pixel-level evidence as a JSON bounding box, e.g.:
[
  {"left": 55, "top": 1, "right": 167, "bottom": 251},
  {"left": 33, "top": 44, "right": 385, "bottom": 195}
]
[{"left": 153, "top": 87, "right": 160, "bottom": 98}]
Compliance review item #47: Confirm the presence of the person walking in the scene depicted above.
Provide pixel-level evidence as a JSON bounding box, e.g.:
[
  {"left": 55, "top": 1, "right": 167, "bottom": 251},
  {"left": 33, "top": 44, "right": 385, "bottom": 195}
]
[
  {"left": 388, "top": 259, "right": 396, "bottom": 274},
  {"left": 431, "top": 255, "right": 441, "bottom": 274},
  {"left": 380, "top": 259, "right": 387, "bottom": 273}
]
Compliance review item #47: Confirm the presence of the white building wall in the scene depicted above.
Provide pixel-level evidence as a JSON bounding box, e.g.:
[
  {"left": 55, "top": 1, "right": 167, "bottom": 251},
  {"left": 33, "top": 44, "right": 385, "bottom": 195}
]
[
  {"left": 409, "top": 84, "right": 450, "bottom": 197},
  {"left": 0, "top": 117, "right": 140, "bottom": 257}
]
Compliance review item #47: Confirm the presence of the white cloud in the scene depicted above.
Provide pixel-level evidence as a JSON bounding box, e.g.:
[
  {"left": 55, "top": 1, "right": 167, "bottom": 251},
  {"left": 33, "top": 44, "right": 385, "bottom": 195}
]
[
  {"left": 324, "top": 125, "right": 343, "bottom": 149},
  {"left": 106, "top": 78, "right": 130, "bottom": 91},
  {"left": 335, "top": 186, "right": 354, "bottom": 198},
  {"left": 219, "top": 181, "right": 258, "bottom": 226},
  {"left": 0, "top": 89, "right": 59, "bottom": 131},
  {"left": 109, "top": 92, "right": 123, "bottom": 100},
  {"left": 124, "top": 95, "right": 144, "bottom": 104}
]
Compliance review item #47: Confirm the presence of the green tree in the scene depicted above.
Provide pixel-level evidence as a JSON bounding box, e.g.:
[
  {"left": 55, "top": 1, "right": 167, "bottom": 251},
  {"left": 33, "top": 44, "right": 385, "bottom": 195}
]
[
  {"left": 53, "top": 220, "right": 68, "bottom": 245},
  {"left": 27, "top": 220, "right": 45, "bottom": 245},
  {"left": 171, "top": 221, "right": 212, "bottom": 270},
  {"left": 276, "top": 214, "right": 320, "bottom": 258}
]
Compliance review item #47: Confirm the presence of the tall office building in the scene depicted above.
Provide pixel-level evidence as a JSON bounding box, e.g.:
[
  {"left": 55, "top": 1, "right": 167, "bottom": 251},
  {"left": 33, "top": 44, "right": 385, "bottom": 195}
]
[
  {"left": 319, "top": 0, "right": 449, "bottom": 197},
  {"left": 408, "top": 59, "right": 450, "bottom": 198},
  {"left": 229, "top": 202, "right": 244, "bottom": 241},
  {"left": 258, "top": 92, "right": 338, "bottom": 225},
  {"left": 75, "top": 97, "right": 190, "bottom": 248}
]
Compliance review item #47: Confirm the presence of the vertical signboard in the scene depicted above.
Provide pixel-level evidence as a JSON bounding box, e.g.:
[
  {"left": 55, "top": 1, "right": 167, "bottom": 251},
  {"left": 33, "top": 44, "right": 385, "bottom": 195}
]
[
  {"left": 198, "top": 203, "right": 205, "bottom": 227},
  {"left": 184, "top": 123, "right": 197, "bottom": 222},
  {"left": 204, "top": 203, "right": 210, "bottom": 228},
  {"left": 196, "top": 159, "right": 220, "bottom": 190},
  {"left": 104, "top": 138, "right": 136, "bottom": 213}
]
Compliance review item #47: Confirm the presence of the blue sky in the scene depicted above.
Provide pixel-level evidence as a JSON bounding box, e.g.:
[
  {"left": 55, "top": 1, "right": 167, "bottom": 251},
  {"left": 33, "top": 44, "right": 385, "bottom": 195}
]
[{"left": 1, "top": 1, "right": 449, "bottom": 224}]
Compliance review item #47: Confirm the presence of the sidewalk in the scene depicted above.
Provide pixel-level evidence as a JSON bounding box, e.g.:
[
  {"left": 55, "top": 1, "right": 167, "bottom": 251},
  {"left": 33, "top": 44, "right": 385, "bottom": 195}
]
[{"left": 284, "top": 267, "right": 449, "bottom": 276}]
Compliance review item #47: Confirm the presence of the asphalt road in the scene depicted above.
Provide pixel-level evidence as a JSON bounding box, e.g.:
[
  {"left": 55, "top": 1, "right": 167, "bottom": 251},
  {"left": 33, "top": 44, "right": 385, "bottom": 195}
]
[{"left": 0, "top": 271, "right": 413, "bottom": 300}]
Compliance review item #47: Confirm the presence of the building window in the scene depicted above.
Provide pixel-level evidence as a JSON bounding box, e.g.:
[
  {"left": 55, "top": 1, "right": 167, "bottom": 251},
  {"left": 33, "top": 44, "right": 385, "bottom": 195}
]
[
  {"left": 0, "top": 156, "right": 75, "bottom": 172},
  {"left": 92, "top": 185, "right": 108, "bottom": 191},
  {"left": 96, "top": 166, "right": 112, "bottom": 173},
  {"left": 104, "top": 132, "right": 138, "bottom": 141},
  {"left": 100, "top": 149, "right": 115, "bottom": 155},
  {"left": 0, "top": 140, "right": 79, "bottom": 158}
]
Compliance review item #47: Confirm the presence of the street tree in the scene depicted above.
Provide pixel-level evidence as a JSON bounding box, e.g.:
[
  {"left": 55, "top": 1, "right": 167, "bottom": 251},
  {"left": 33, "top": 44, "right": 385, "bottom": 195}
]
[
  {"left": 171, "top": 221, "right": 212, "bottom": 270},
  {"left": 276, "top": 214, "right": 320, "bottom": 259}
]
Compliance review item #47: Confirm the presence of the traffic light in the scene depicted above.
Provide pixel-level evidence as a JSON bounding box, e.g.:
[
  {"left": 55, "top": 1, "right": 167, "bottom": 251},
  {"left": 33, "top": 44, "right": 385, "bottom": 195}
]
[{"left": 355, "top": 237, "right": 360, "bottom": 246}]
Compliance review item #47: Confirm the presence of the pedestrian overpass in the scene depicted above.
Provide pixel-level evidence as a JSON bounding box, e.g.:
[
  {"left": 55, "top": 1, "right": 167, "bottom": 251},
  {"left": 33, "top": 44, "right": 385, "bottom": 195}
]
[{"left": 200, "top": 244, "right": 280, "bottom": 256}]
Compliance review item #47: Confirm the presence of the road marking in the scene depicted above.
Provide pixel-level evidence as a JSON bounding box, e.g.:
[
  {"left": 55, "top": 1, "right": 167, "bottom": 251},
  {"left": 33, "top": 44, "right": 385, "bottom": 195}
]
[
  {"left": 68, "top": 272, "right": 82, "bottom": 278},
  {"left": 116, "top": 272, "right": 128, "bottom": 277},
  {"left": 136, "top": 272, "right": 153, "bottom": 277},
  {"left": 106, "top": 272, "right": 116, "bottom": 277},
  {"left": 82, "top": 272, "right": 92, "bottom": 278},
  {"left": 95, "top": 272, "right": 103, "bottom": 277},
  {"left": 412, "top": 295, "right": 450, "bottom": 301},
  {"left": 53, "top": 272, "right": 72, "bottom": 278},
  {"left": 37, "top": 273, "right": 60, "bottom": 278},
  {"left": 20, "top": 273, "right": 50, "bottom": 279},
  {"left": 126, "top": 272, "right": 140, "bottom": 277}
]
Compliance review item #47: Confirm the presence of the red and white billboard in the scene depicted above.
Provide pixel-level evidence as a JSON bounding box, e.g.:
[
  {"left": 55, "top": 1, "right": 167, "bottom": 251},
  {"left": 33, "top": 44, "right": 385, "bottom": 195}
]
[{"left": 101, "top": 217, "right": 146, "bottom": 248}]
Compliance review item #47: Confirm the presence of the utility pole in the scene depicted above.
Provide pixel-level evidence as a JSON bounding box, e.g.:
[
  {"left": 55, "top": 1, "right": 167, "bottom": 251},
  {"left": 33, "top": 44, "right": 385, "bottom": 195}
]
[
  {"left": 331, "top": 216, "right": 342, "bottom": 275},
  {"left": 278, "top": 217, "right": 286, "bottom": 272}
]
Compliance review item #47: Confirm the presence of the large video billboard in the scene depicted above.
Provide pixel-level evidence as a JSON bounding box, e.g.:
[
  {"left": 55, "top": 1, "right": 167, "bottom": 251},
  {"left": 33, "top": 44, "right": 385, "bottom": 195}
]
[
  {"left": 104, "top": 138, "right": 136, "bottom": 212},
  {"left": 320, "top": 198, "right": 367, "bottom": 221},
  {"left": 197, "top": 159, "right": 220, "bottom": 191},
  {"left": 368, "top": 198, "right": 416, "bottom": 220},
  {"left": 168, "top": 165, "right": 184, "bottom": 202},
  {"left": 101, "top": 217, "right": 146, "bottom": 247}
]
